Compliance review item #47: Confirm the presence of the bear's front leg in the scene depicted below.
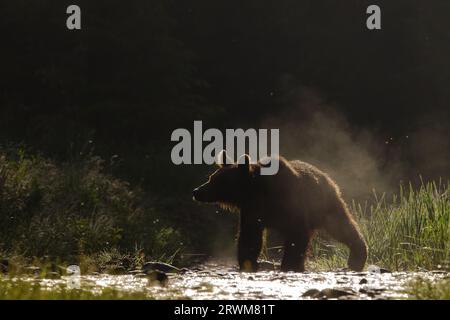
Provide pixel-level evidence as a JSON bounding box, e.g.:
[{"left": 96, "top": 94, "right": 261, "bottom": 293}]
[{"left": 238, "top": 214, "right": 263, "bottom": 272}]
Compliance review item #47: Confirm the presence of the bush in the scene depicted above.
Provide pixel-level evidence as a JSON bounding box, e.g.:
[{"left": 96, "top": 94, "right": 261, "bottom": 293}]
[{"left": 0, "top": 147, "right": 183, "bottom": 261}]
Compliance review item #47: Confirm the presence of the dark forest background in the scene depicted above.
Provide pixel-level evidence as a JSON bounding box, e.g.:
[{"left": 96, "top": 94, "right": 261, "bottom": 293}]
[{"left": 0, "top": 0, "right": 449, "bottom": 259}]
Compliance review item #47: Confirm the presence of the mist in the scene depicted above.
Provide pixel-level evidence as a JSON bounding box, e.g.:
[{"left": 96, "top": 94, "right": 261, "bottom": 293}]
[{"left": 261, "top": 84, "right": 449, "bottom": 201}]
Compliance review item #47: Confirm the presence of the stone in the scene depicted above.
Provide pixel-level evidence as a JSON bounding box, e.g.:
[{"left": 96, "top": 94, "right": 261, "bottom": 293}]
[
  {"left": 305, "top": 288, "right": 356, "bottom": 299},
  {"left": 302, "top": 289, "right": 320, "bottom": 297},
  {"left": 359, "top": 278, "right": 368, "bottom": 284},
  {"left": 147, "top": 270, "right": 168, "bottom": 284}
]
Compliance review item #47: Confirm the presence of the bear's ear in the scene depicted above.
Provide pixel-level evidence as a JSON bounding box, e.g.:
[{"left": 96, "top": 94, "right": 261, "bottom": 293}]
[
  {"left": 216, "top": 150, "right": 233, "bottom": 167},
  {"left": 238, "top": 154, "right": 251, "bottom": 173}
]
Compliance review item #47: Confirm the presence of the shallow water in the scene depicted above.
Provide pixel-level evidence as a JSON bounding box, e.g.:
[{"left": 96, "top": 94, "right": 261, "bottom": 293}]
[{"left": 16, "top": 261, "right": 450, "bottom": 299}]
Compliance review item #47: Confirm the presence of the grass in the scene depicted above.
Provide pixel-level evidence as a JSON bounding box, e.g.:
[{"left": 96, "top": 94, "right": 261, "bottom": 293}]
[
  {"left": 310, "top": 180, "right": 450, "bottom": 271},
  {"left": 0, "top": 278, "right": 154, "bottom": 300},
  {"left": 404, "top": 277, "right": 450, "bottom": 300}
]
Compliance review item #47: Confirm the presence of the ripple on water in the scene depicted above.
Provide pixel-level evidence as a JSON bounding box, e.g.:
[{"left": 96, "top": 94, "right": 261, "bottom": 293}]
[{"left": 12, "top": 262, "right": 449, "bottom": 300}]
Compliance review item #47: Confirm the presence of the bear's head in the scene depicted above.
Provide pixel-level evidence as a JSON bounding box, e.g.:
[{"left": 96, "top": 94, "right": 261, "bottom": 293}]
[{"left": 192, "top": 151, "right": 255, "bottom": 208}]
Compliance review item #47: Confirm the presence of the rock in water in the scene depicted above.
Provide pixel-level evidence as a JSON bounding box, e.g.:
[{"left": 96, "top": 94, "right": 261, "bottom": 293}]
[
  {"left": 147, "top": 270, "right": 168, "bottom": 285},
  {"left": 318, "top": 288, "right": 356, "bottom": 299},
  {"left": 303, "top": 288, "right": 356, "bottom": 299},
  {"left": 302, "top": 289, "right": 321, "bottom": 297},
  {"left": 142, "top": 262, "right": 180, "bottom": 274}
]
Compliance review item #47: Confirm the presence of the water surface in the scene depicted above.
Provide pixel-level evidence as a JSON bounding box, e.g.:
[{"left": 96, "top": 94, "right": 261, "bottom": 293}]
[{"left": 17, "top": 261, "right": 449, "bottom": 299}]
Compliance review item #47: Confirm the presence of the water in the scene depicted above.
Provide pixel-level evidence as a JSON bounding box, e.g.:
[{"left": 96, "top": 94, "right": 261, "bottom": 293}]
[{"left": 16, "top": 261, "right": 449, "bottom": 299}]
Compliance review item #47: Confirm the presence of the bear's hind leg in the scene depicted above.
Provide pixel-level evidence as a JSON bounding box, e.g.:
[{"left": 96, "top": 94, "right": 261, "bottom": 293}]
[
  {"left": 324, "top": 209, "right": 368, "bottom": 271},
  {"left": 280, "top": 233, "right": 310, "bottom": 272}
]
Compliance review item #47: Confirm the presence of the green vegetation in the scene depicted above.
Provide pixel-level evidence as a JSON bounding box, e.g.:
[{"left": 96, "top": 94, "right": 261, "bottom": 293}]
[
  {"left": 310, "top": 181, "right": 450, "bottom": 271},
  {"left": 404, "top": 277, "right": 450, "bottom": 300},
  {"left": 0, "top": 147, "right": 185, "bottom": 269},
  {"left": 0, "top": 278, "right": 153, "bottom": 300},
  {"left": 0, "top": 146, "right": 448, "bottom": 276},
  {"left": 0, "top": 147, "right": 448, "bottom": 300}
]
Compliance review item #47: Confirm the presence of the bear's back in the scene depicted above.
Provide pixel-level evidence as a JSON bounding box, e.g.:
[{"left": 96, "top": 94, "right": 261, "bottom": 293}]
[
  {"left": 289, "top": 159, "right": 341, "bottom": 194},
  {"left": 257, "top": 156, "right": 342, "bottom": 202},
  {"left": 289, "top": 160, "right": 322, "bottom": 178}
]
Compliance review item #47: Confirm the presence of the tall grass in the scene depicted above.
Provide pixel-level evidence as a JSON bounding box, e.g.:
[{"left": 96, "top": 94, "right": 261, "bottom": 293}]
[{"left": 311, "top": 181, "right": 450, "bottom": 271}]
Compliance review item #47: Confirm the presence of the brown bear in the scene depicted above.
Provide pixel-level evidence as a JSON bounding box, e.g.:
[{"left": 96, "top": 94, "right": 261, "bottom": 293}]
[{"left": 192, "top": 151, "right": 368, "bottom": 272}]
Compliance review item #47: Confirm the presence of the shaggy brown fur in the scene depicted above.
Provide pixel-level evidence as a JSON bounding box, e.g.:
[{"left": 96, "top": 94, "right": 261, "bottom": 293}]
[{"left": 193, "top": 153, "right": 368, "bottom": 272}]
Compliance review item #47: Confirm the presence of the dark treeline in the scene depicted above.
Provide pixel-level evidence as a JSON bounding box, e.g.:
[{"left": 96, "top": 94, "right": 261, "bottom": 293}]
[{"left": 1, "top": 1, "right": 449, "bottom": 255}]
